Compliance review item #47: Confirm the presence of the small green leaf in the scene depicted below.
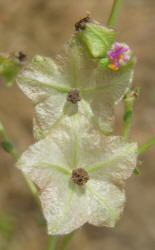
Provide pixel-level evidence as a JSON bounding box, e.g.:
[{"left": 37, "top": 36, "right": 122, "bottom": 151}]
[
  {"left": 134, "top": 168, "right": 140, "bottom": 175},
  {"left": 78, "top": 22, "right": 116, "bottom": 58},
  {"left": 0, "top": 55, "right": 20, "bottom": 86}
]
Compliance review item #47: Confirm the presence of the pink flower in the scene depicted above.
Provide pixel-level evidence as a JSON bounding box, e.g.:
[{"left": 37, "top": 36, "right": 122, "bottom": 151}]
[{"left": 107, "top": 42, "right": 130, "bottom": 71}]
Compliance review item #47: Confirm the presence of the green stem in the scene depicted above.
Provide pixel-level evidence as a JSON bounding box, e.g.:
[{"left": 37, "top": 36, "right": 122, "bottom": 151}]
[
  {"left": 108, "top": 0, "right": 123, "bottom": 27},
  {"left": 123, "top": 101, "right": 133, "bottom": 139},
  {"left": 138, "top": 137, "right": 155, "bottom": 155},
  {"left": 123, "top": 89, "right": 140, "bottom": 139},
  {"left": 24, "top": 175, "right": 41, "bottom": 207},
  {"left": 0, "top": 122, "right": 19, "bottom": 160},
  {"left": 47, "top": 236, "right": 59, "bottom": 250},
  {"left": 0, "top": 121, "right": 40, "bottom": 207},
  {"left": 58, "top": 231, "right": 76, "bottom": 250}
]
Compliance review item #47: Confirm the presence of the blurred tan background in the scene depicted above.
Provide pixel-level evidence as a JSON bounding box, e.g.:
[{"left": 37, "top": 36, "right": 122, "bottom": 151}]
[{"left": 0, "top": 0, "right": 155, "bottom": 249}]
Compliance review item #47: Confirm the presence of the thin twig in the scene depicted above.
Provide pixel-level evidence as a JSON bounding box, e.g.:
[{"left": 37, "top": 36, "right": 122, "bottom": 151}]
[{"left": 138, "top": 137, "right": 155, "bottom": 155}]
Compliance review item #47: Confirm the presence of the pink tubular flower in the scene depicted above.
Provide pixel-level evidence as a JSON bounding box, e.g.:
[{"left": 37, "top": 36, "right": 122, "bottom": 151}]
[{"left": 107, "top": 42, "right": 130, "bottom": 71}]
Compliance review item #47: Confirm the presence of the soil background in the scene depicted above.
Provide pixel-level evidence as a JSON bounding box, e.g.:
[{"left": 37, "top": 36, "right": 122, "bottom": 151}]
[{"left": 0, "top": 0, "right": 155, "bottom": 249}]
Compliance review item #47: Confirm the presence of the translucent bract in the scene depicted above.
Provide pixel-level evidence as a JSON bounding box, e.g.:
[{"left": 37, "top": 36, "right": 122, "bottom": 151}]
[
  {"left": 16, "top": 115, "right": 137, "bottom": 235},
  {"left": 17, "top": 33, "right": 134, "bottom": 140}
]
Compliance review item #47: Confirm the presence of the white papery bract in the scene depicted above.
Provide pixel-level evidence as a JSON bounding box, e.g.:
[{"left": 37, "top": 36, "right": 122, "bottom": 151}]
[
  {"left": 16, "top": 114, "right": 137, "bottom": 235},
  {"left": 17, "top": 33, "right": 134, "bottom": 140}
]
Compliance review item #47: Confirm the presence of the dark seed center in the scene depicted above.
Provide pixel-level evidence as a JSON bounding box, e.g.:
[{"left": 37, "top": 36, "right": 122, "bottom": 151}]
[
  {"left": 72, "top": 168, "right": 89, "bottom": 186},
  {"left": 67, "top": 89, "right": 81, "bottom": 104}
]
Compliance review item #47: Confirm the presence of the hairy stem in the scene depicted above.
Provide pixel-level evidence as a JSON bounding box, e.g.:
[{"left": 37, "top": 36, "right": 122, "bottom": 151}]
[
  {"left": 47, "top": 236, "right": 59, "bottom": 250},
  {"left": 138, "top": 137, "right": 155, "bottom": 155},
  {"left": 0, "top": 121, "right": 40, "bottom": 207},
  {"left": 108, "top": 0, "right": 123, "bottom": 27}
]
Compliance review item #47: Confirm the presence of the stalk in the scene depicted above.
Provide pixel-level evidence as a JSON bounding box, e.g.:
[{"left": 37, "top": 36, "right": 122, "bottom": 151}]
[{"left": 108, "top": 0, "right": 124, "bottom": 27}]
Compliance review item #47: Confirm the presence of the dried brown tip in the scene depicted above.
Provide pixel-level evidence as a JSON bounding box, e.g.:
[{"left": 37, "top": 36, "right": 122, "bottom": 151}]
[
  {"left": 75, "top": 16, "right": 90, "bottom": 31},
  {"left": 17, "top": 51, "right": 26, "bottom": 62},
  {"left": 67, "top": 89, "right": 81, "bottom": 104},
  {"left": 72, "top": 168, "right": 89, "bottom": 186}
]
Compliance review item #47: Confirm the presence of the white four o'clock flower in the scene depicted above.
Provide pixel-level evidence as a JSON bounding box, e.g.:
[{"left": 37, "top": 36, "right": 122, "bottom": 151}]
[
  {"left": 17, "top": 21, "right": 135, "bottom": 140},
  {"left": 16, "top": 114, "right": 137, "bottom": 235}
]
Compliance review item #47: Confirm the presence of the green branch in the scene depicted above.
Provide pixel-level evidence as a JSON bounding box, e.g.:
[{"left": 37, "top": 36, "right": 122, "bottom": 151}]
[
  {"left": 108, "top": 0, "right": 123, "bottom": 27},
  {"left": 0, "top": 122, "right": 18, "bottom": 160},
  {"left": 47, "top": 236, "right": 59, "bottom": 250},
  {"left": 138, "top": 137, "right": 155, "bottom": 155},
  {"left": 134, "top": 137, "right": 155, "bottom": 174},
  {"left": 59, "top": 231, "right": 76, "bottom": 250},
  {"left": 123, "top": 89, "right": 139, "bottom": 139},
  {"left": 46, "top": 231, "right": 76, "bottom": 250},
  {"left": 123, "top": 102, "right": 133, "bottom": 139}
]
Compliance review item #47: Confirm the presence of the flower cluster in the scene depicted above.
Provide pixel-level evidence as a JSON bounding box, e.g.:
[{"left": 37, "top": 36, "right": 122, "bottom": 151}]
[
  {"left": 107, "top": 42, "right": 131, "bottom": 71},
  {"left": 16, "top": 19, "right": 137, "bottom": 235}
]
